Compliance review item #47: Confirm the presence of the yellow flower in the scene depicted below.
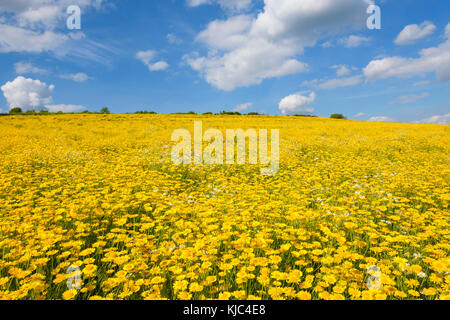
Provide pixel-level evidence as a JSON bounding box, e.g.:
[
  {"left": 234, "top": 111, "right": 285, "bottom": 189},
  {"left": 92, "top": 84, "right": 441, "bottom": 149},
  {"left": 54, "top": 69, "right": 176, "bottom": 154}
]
[
  {"left": 79, "top": 248, "right": 95, "bottom": 257},
  {"left": 189, "top": 282, "right": 203, "bottom": 292},
  {"left": 178, "top": 292, "right": 192, "bottom": 300},
  {"left": 374, "top": 293, "right": 387, "bottom": 300},
  {"left": 421, "top": 288, "right": 437, "bottom": 296},
  {"left": 1, "top": 114, "right": 448, "bottom": 301},
  {"left": 296, "top": 291, "right": 311, "bottom": 300},
  {"left": 83, "top": 264, "right": 97, "bottom": 277},
  {"left": 62, "top": 289, "right": 78, "bottom": 300},
  {"left": 322, "top": 274, "right": 337, "bottom": 285},
  {"left": 174, "top": 280, "right": 188, "bottom": 292},
  {"left": 218, "top": 292, "right": 231, "bottom": 300},
  {"left": 408, "top": 290, "right": 420, "bottom": 297}
]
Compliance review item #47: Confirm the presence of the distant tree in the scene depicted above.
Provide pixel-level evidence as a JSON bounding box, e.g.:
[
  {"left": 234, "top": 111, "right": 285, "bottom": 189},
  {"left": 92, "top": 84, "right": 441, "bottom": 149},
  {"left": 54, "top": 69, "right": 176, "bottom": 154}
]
[
  {"left": 9, "top": 107, "right": 23, "bottom": 114},
  {"left": 100, "top": 107, "right": 110, "bottom": 114},
  {"left": 247, "top": 112, "right": 261, "bottom": 115},
  {"left": 39, "top": 110, "right": 49, "bottom": 115},
  {"left": 202, "top": 112, "right": 213, "bottom": 115},
  {"left": 24, "top": 110, "right": 36, "bottom": 115},
  {"left": 135, "top": 110, "right": 157, "bottom": 114},
  {"left": 217, "top": 111, "right": 241, "bottom": 115},
  {"left": 81, "top": 110, "right": 90, "bottom": 114},
  {"left": 330, "top": 113, "right": 346, "bottom": 119},
  {"left": 293, "top": 114, "right": 318, "bottom": 117}
]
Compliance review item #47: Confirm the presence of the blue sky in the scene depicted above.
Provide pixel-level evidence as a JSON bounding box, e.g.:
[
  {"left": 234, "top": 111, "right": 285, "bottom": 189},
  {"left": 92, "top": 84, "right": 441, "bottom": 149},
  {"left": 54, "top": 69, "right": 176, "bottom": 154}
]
[{"left": 0, "top": 0, "right": 449, "bottom": 123}]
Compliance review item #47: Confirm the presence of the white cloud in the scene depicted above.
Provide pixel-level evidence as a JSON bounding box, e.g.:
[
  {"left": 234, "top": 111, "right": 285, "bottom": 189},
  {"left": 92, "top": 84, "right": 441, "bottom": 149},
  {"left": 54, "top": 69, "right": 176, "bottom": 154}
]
[
  {"left": 321, "top": 41, "right": 332, "bottom": 48},
  {"left": 354, "top": 112, "right": 365, "bottom": 117},
  {"left": 303, "top": 75, "right": 363, "bottom": 90},
  {"left": 1, "top": 76, "right": 87, "bottom": 112},
  {"left": 17, "top": 5, "right": 62, "bottom": 29},
  {"left": 60, "top": 72, "right": 90, "bottom": 82},
  {"left": 14, "top": 61, "right": 47, "bottom": 74},
  {"left": 69, "top": 31, "right": 86, "bottom": 40},
  {"left": 413, "top": 80, "right": 430, "bottom": 86},
  {"left": 1, "top": 76, "right": 54, "bottom": 110},
  {"left": 368, "top": 116, "right": 394, "bottom": 122},
  {"left": 0, "top": 0, "right": 56, "bottom": 15},
  {"left": 46, "top": 104, "right": 86, "bottom": 112},
  {"left": 389, "top": 92, "right": 429, "bottom": 105},
  {"left": 340, "top": 35, "right": 371, "bottom": 48},
  {"left": 0, "top": 24, "right": 68, "bottom": 53},
  {"left": 186, "top": 0, "right": 371, "bottom": 91},
  {"left": 187, "top": 0, "right": 252, "bottom": 12},
  {"left": 364, "top": 25, "right": 450, "bottom": 82},
  {"left": 136, "top": 50, "right": 169, "bottom": 71},
  {"left": 278, "top": 92, "right": 315, "bottom": 115},
  {"left": 394, "top": 21, "right": 436, "bottom": 45},
  {"left": 331, "top": 64, "right": 352, "bottom": 77},
  {"left": 195, "top": 15, "right": 253, "bottom": 51},
  {"left": 0, "top": 1, "right": 106, "bottom": 29},
  {"left": 0, "top": 1, "right": 109, "bottom": 56},
  {"left": 233, "top": 102, "right": 253, "bottom": 112},
  {"left": 167, "top": 33, "right": 182, "bottom": 45},
  {"left": 446, "top": 22, "right": 450, "bottom": 39},
  {"left": 417, "top": 113, "right": 450, "bottom": 125}
]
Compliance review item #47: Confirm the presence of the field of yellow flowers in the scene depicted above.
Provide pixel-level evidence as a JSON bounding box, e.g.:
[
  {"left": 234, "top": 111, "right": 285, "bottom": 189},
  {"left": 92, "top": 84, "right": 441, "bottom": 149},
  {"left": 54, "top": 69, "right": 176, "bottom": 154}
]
[{"left": 0, "top": 114, "right": 449, "bottom": 300}]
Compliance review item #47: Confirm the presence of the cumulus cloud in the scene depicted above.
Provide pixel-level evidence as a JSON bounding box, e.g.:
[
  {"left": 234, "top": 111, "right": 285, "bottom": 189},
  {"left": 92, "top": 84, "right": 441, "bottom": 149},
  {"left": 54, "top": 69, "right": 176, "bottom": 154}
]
[
  {"left": 389, "top": 92, "right": 429, "bottom": 105},
  {"left": 186, "top": 0, "right": 371, "bottom": 91},
  {"left": 0, "top": 0, "right": 106, "bottom": 28},
  {"left": 364, "top": 24, "right": 450, "bottom": 82},
  {"left": 1, "top": 76, "right": 54, "bottom": 110},
  {"left": 0, "top": 24, "right": 68, "bottom": 53},
  {"left": 302, "top": 75, "right": 363, "bottom": 90},
  {"left": 340, "top": 35, "right": 371, "bottom": 48},
  {"left": 60, "top": 72, "right": 90, "bottom": 82},
  {"left": 278, "top": 92, "right": 315, "bottom": 115},
  {"left": 368, "top": 116, "right": 394, "bottom": 122},
  {"left": 187, "top": 0, "right": 252, "bottom": 12},
  {"left": 417, "top": 113, "right": 450, "bottom": 125},
  {"left": 167, "top": 33, "right": 182, "bottom": 45},
  {"left": 0, "top": 1, "right": 109, "bottom": 57},
  {"left": 331, "top": 65, "right": 352, "bottom": 77},
  {"left": 136, "top": 50, "right": 169, "bottom": 71},
  {"left": 354, "top": 112, "right": 365, "bottom": 117},
  {"left": 1, "top": 76, "right": 87, "bottom": 112},
  {"left": 15, "top": 61, "right": 47, "bottom": 74},
  {"left": 394, "top": 21, "right": 436, "bottom": 45},
  {"left": 46, "top": 104, "right": 86, "bottom": 112},
  {"left": 233, "top": 102, "right": 253, "bottom": 112}
]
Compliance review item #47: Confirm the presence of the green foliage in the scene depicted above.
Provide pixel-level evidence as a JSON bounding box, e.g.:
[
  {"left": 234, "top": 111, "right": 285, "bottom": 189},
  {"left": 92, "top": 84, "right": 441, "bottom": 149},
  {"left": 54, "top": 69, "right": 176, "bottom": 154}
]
[
  {"left": 100, "top": 107, "right": 110, "bottom": 114},
  {"left": 9, "top": 107, "right": 23, "bottom": 114},
  {"left": 217, "top": 110, "right": 241, "bottom": 115},
  {"left": 330, "top": 113, "right": 346, "bottom": 119},
  {"left": 135, "top": 110, "right": 157, "bottom": 114},
  {"left": 293, "top": 114, "right": 317, "bottom": 117}
]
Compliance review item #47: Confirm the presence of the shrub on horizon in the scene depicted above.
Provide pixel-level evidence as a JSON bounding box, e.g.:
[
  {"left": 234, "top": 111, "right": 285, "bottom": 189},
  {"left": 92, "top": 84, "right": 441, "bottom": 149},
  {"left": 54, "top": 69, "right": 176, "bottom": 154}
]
[{"left": 330, "top": 113, "right": 346, "bottom": 119}]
